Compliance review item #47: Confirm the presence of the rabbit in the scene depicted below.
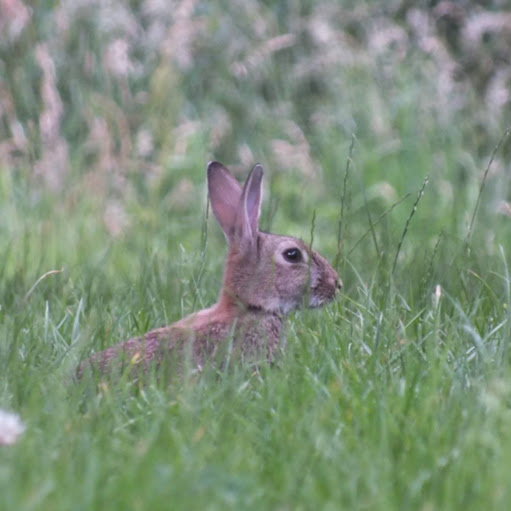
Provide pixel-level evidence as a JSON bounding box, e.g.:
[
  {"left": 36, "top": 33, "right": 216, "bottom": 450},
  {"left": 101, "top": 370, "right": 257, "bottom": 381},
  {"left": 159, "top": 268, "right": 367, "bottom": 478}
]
[{"left": 77, "top": 161, "right": 342, "bottom": 378}]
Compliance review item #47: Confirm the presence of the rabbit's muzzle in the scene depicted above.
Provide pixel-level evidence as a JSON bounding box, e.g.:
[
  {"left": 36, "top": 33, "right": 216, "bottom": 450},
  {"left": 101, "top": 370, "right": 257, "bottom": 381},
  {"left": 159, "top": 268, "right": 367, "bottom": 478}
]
[{"left": 309, "top": 252, "right": 342, "bottom": 308}]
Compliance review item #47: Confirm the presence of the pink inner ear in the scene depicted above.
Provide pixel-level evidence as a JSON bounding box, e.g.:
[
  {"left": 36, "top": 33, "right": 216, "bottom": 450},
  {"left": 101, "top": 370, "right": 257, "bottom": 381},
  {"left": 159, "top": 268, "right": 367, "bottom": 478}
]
[
  {"left": 207, "top": 162, "right": 243, "bottom": 242},
  {"left": 238, "top": 164, "right": 263, "bottom": 242}
]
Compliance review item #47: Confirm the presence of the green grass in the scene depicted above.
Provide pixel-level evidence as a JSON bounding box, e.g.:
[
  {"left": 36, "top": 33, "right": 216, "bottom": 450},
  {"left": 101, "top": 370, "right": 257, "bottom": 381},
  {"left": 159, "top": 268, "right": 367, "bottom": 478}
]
[{"left": 2, "top": 1, "right": 511, "bottom": 510}]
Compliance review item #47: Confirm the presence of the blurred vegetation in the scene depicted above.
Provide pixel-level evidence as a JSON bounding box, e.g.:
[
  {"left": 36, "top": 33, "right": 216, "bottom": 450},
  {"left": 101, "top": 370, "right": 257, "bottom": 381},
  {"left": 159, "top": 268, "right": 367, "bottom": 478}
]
[
  {"left": 1, "top": 1, "right": 511, "bottom": 509},
  {"left": 1, "top": 0, "right": 510, "bottom": 287}
]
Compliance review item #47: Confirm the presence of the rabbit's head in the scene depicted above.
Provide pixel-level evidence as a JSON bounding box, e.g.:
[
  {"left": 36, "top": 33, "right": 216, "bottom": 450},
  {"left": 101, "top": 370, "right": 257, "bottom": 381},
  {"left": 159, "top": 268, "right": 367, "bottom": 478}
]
[{"left": 208, "top": 162, "right": 341, "bottom": 315}]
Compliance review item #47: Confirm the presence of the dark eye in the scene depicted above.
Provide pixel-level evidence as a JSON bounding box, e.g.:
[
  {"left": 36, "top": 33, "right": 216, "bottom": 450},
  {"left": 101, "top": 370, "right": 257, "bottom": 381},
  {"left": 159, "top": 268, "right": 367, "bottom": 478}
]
[{"left": 283, "top": 248, "right": 302, "bottom": 263}]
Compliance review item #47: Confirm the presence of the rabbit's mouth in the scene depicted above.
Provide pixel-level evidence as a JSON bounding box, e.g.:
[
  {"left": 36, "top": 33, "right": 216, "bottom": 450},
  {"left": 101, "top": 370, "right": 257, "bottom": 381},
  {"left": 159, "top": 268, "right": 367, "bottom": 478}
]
[
  {"left": 308, "top": 293, "right": 335, "bottom": 308},
  {"left": 308, "top": 280, "right": 341, "bottom": 308}
]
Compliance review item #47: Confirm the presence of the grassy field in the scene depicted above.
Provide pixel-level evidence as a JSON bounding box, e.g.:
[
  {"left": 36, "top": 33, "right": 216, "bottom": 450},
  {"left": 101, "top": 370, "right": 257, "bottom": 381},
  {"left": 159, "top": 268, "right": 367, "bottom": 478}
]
[{"left": 1, "top": 1, "right": 511, "bottom": 509}]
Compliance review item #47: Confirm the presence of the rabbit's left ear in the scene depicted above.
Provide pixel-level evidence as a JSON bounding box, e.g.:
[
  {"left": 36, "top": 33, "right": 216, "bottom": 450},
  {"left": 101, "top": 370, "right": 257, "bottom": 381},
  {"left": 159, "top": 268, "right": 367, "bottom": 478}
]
[
  {"left": 208, "top": 161, "right": 243, "bottom": 243},
  {"left": 236, "top": 164, "right": 263, "bottom": 246}
]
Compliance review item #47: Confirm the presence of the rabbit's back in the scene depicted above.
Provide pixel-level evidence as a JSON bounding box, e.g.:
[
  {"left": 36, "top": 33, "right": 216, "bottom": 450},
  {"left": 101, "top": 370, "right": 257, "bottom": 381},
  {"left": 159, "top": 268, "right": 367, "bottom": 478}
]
[{"left": 78, "top": 307, "right": 283, "bottom": 378}]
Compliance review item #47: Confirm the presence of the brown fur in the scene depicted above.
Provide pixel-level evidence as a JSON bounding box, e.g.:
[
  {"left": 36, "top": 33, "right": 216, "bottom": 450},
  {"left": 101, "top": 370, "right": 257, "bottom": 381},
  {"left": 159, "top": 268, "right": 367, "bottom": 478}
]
[{"left": 77, "top": 162, "right": 341, "bottom": 379}]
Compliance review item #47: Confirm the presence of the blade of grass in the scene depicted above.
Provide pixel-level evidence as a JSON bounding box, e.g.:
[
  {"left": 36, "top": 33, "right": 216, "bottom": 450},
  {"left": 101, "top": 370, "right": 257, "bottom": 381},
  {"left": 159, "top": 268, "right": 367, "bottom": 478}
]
[
  {"left": 192, "top": 194, "right": 210, "bottom": 311},
  {"left": 334, "top": 134, "right": 356, "bottom": 271},
  {"left": 23, "top": 268, "right": 64, "bottom": 303},
  {"left": 309, "top": 208, "right": 316, "bottom": 251},
  {"left": 392, "top": 176, "right": 429, "bottom": 276},
  {"left": 358, "top": 171, "right": 381, "bottom": 261},
  {"left": 465, "top": 125, "right": 511, "bottom": 247}
]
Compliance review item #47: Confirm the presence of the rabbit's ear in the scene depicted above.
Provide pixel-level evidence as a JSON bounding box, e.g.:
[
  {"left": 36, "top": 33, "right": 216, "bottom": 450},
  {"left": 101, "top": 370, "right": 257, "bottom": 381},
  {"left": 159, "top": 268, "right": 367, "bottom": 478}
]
[
  {"left": 236, "top": 164, "right": 263, "bottom": 246},
  {"left": 207, "top": 161, "right": 243, "bottom": 243}
]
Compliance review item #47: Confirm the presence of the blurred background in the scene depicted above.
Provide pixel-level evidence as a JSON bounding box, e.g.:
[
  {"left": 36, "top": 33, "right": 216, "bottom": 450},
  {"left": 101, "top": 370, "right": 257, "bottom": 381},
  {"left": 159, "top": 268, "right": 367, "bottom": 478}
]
[{"left": 0, "top": 0, "right": 510, "bottom": 305}]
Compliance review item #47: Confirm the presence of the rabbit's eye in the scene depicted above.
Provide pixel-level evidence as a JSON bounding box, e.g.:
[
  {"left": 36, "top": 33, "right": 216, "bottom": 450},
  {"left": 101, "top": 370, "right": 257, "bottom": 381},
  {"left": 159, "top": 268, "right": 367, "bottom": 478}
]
[{"left": 283, "top": 248, "right": 302, "bottom": 263}]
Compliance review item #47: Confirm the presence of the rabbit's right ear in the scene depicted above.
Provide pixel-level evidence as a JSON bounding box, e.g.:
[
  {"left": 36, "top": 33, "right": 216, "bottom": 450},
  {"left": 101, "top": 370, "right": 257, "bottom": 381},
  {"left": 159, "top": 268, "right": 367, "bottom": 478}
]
[
  {"left": 207, "top": 161, "right": 243, "bottom": 243},
  {"left": 236, "top": 164, "right": 263, "bottom": 246}
]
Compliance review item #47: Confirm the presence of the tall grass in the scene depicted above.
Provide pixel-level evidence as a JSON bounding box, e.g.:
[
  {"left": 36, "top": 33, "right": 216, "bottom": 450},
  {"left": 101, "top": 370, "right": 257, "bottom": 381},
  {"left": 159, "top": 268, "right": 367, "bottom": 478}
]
[{"left": 1, "top": 1, "right": 511, "bottom": 510}]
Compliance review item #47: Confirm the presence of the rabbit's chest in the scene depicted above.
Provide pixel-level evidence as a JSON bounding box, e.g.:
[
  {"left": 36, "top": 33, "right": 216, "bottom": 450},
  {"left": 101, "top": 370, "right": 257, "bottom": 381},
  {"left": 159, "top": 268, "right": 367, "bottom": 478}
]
[{"left": 236, "top": 314, "right": 284, "bottom": 361}]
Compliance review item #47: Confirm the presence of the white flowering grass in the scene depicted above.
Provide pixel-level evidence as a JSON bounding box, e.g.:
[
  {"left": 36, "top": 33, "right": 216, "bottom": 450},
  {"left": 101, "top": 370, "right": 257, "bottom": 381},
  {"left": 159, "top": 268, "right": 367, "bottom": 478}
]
[{"left": 0, "top": 409, "right": 25, "bottom": 446}]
